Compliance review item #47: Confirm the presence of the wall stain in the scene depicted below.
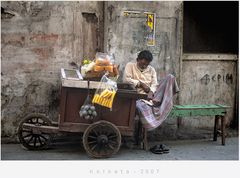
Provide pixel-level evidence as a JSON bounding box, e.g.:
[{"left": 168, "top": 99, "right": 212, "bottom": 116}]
[
  {"left": 30, "top": 34, "right": 59, "bottom": 42},
  {"left": 82, "top": 12, "right": 98, "bottom": 23},
  {"left": 107, "top": 5, "right": 114, "bottom": 22},
  {"left": 1, "top": 7, "right": 15, "bottom": 19}
]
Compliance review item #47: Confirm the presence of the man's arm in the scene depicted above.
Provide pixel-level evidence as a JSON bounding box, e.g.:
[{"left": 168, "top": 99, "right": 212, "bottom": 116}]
[
  {"left": 146, "top": 68, "right": 158, "bottom": 99},
  {"left": 123, "top": 63, "right": 139, "bottom": 87},
  {"left": 139, "top": 81, "right": 150, "bottom": 93},
  {"left": 149, "top": 68, "right": 158, "bottom": 93}
]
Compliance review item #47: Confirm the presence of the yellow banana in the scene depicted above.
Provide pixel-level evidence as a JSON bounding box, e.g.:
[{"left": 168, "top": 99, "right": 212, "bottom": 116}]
[
  {"left": 105, "top": 90, "right": 113, "bottom": 99},
  {"left": 102, "top": 89, "right": 112, "bottom": 98},
  {"left": 108, "top": 91, "right": 116, "bottom": 108},
  {"left": 95, "top": 95, "right": 101, "bottom": 104},
  {"left": 100, "top": 89, "right": 108, "bottom": 97},
  {"left": 107, "top": 91, "right": 113, "bottom": 98},
  {"left": 92, "top": 94, "right": 97, "bottom": 103},
  {"left": 106, "top": 99, "right": 111, "bottom": 108},
  {"left": 100, "top": 97, "right": 104, "bottom": 105},
  {"left": 93, "top": 90, "right": 116, "bottom": 108},
  {"left": 101, "top": 98, "right": 106, "bottom": 107},
  {"left": 105, "top": 99, "right": 111, "bottom": 107}
]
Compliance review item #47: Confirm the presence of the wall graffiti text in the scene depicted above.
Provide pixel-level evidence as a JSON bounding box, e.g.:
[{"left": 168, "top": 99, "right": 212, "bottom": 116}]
[{"left": 200, "top": 73, "right": 233, "bottom": 85}]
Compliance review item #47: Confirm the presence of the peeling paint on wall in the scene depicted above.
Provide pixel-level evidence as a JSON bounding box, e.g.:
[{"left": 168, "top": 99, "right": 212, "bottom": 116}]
[{"left": 1, "top": 1, "right": 104, "bottom": 141}]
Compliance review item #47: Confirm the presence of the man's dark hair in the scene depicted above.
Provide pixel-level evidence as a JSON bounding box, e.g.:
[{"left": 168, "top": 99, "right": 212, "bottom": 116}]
[{"left": 137, "top": 50, "right": 153, "bottom": 62}]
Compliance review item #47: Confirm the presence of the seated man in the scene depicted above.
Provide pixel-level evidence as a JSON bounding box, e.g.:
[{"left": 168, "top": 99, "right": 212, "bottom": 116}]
[
  {"left": 123, "top": 50, "right": 179, "bottom": 153},
  {"left": 123, "top": 50, "right": 158, "bottom": 98}
]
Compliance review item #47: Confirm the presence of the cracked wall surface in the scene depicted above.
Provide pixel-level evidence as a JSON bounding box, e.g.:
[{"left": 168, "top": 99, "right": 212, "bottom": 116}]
[{"left": 1, "top": 1, "right": 104, "bottom": 141}]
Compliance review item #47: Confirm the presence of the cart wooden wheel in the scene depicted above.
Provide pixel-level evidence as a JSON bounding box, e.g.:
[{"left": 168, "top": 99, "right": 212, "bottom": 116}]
[
  {"left": 83, "top": 120, "right": 121, "bottom": 158},
  {"left": 17, "top": 113, "right": 52, "bottom": 150}
]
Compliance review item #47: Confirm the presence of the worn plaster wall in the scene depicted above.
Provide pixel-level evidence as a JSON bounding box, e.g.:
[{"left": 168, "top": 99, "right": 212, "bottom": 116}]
[
  {"left": 180, "top": 54, "right": 237, "bottom": 128},
  {"left": 104, "top": 1, "right": 183, "bottom": 139},
  {"left": 104, "top": 1, "right": 183, "bottom": 79},
  {"left": 1, "top": 1, "right": 104, "bottom": 140}
]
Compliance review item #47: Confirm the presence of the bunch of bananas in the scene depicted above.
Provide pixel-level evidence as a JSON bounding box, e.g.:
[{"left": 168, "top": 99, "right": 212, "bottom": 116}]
[{"left": 92, "top": 89, "right": 116, "bottom": 108}]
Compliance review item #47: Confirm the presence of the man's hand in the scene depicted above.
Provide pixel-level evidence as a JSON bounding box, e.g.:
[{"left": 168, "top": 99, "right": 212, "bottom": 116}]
[
  {"left": 139, "top": 81, "right": 150, "bottom": 93},
  {"left": 147, "top": 91, "right": 154, "bottom": 100}
]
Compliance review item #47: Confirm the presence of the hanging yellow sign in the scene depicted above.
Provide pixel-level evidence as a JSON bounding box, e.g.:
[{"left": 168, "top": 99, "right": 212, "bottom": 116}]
[
  {"left": 122, "top": 11, "right": 156, "bottom": 46},
  {"left": 145, "top": 12, "right": 156, "bottom": 46},
  {"left": 147, "top": 14, "right": 154, "bottom": 30}
]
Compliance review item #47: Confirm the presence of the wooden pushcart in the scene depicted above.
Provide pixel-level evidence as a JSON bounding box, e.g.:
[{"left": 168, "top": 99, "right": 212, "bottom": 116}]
[{"left": 18, "top": 69, "right": 146, "bottom": 158}]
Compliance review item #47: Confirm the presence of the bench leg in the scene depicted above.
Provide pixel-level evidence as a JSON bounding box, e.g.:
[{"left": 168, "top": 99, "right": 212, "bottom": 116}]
[
  {"left": 134, "top": 118, "right": 141, "bottom": 145},
  {"left": 221, "top": 116, "right": 226, "bottom": 145},
  {"left": 213, "top": 115, "right": 219, "bottom": 141},
  {"left": 143, "top": 128, "right": 148, "bottom": 151},
  {"left": 138, "top": 121, "right": 143, "bottom": 146}
]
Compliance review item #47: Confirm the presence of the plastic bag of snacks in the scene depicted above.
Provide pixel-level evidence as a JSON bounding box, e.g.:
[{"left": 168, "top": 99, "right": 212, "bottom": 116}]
[
  {"left": 79, "top": 81, "right": 97, "bottom": 120},
  {"left": 95, "top": 52, "right": 114, "bottom": 65},
  {"left": 92, "top": 73, "right": 117, "bottom": 109},
  {"left": 94, "top": 52, "right": 115, "bottom": 73}
]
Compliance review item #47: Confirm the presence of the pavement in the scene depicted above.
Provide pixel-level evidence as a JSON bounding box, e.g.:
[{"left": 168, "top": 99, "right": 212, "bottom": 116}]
[{"left": 1, "top": 136, "right": 239, "bottom": 160}]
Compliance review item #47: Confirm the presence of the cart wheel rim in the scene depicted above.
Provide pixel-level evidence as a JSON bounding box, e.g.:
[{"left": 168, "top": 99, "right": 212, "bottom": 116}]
[
  {"left": 17, "top": 113, "right": 52, "bottom": 150},
  {"left": 83, "top": 120, "right": 121, "bottom": 158}
]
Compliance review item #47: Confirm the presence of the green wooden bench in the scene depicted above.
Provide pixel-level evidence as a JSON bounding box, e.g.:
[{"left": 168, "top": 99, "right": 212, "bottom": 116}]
[{"left": 141, "top": 104, "right": 230, "bottom": 150}]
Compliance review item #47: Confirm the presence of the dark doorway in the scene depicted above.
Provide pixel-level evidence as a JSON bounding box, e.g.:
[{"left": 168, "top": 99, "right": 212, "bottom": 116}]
[{"left": 183, "top": 1, "right": 239, "bottom": 54}]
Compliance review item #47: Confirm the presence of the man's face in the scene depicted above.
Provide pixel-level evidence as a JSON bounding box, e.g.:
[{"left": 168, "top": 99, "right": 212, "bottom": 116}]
[{"left": 137, "top": 58, "right": 150, "bottom": 70}]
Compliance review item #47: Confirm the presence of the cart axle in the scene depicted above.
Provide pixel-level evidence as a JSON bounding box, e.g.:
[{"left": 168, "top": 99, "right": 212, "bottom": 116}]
[{"left": 97, "top": 135, "right": 109, "bottom": 145}]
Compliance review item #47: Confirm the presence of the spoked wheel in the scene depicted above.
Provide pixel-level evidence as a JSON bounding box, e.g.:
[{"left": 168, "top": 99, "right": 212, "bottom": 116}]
[
  {"left": 17, "top": 113, "right": 52, "bottom": 150},
  {"left": 83, "top": 120, "right": 121, "bottom": 158}
]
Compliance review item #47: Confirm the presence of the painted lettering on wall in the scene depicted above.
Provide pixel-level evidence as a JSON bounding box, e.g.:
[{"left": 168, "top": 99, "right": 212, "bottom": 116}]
[{"left": 200, "top": 74, "right": 233, "bottom": 85}]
